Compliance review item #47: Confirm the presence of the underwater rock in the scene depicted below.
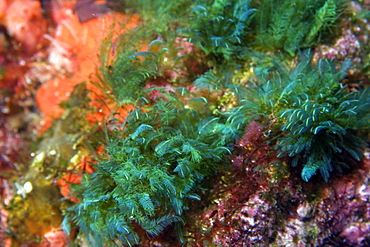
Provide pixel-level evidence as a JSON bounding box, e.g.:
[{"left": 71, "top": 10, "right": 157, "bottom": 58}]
[{"left": 191, "top": 120, "right": 370, "bottom": 246}]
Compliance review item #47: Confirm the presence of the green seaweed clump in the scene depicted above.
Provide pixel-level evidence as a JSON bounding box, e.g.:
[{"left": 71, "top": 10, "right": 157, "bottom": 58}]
[
  {"left": 277, "top": 59, "right": 370, "bottom": 182},
  {"left": 98, "top": 40, "right": 162, "bottom": 104},
  {"left": 255, "top": 0, "right": 347, "bottom": 56},
  {"left": 124, "top": 0, "right": 193, "bottom": 35},
  {"left": 64, "top": 89, "right": 240, "bottom": 246},
  {"left": 235, "top": 52, "right": 370, "bottom": 182},
  {"left": 186, "top": 0, "right": 256, "bottom": 63}
]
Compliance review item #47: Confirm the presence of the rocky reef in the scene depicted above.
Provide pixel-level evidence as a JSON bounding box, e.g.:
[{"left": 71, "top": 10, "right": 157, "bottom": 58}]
[{"left": 1, "top": 0, "right": 370, "bottom": 246}]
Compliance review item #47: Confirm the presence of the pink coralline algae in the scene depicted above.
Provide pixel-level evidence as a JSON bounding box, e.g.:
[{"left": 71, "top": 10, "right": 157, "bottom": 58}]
[
  {"left": 0, "top": 129, "right": 21, "bottom": 173},
  {"left": 275, "top": 160, "right": 370, "bottom": 246},
  {"left": 190, "top": 121, "right": 370, "bottom": 246},
  {"left": 313, "top": 29, "right": 361, "bottom": 63}
]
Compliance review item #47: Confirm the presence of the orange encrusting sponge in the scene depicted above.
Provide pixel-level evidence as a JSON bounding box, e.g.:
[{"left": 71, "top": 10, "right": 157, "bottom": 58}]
[{"left": 36, "top": 7, "right": 139, "bottom": 131}]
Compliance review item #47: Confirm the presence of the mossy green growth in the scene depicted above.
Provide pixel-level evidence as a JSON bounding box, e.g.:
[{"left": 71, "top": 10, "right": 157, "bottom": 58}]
[
  {"left": 124, "top": 0, "right": 194, "bottom": 36},
  {"left": 276, "top": 60, "right": 370, "bottom": 182},
  {"left": 255, "top": 0, "right": 347, "bottom": 56},
  {"left": 233, "top": 51, "right": 370, "bottom": 182},
  {"left": 64, "top": 88, "right": 241, "bottom": 246},
  {"left": 186, "top": 0, "right": 256, "bottom": 63},
  {"left": 98, "top": 34, "right": 195, "bottom": 104},
  {"left": 98, "top": 38, "right": 163, "bottom": 104}
]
